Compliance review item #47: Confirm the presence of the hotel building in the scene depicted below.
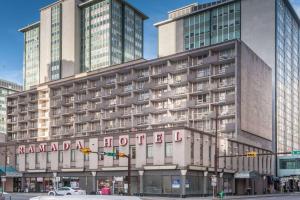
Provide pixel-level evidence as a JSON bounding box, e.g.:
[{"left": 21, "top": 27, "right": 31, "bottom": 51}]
[
  {"left": 20, "top": 0, "right": 147, "bottom": 90},
  {"left": 155, "top": 0, "right": 300, "bottom": 155},
  {"left": 4, "top": 40, "right": 273, "bottom": 196}
]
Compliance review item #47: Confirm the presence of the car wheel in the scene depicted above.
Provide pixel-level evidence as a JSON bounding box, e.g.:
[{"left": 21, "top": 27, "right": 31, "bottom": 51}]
[
  {"left": 49, "top": 192, "right": 55, "bottom": 196},
  {"left": 66, "top": 193, "right": 71, "bottom": 195}
]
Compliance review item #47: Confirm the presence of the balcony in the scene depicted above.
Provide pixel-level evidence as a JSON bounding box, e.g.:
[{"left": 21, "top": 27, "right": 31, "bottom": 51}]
[
  {"left": 62, "top": 87, "right": 75, "bottom": 95},
  {"left": 219, "top": 109, "right": 236, "bottom": 117},
  {"left": 150, "top": 91, "right": 171, "bottom": 101},
  {"left": 187, "top": 73, "right": 210, "bottom": 82},
  {"left": 151, "top": 66, "right": 172, "bottom": 76},
  {"left": 191, "top": 85, "right": 210, "bottom": 94},
  {"left": 133, "top": 82, "right": 150, "bottom": 91},
  {"left": 153, "top": 117, "right": 172, "bottom": 124},
  {"left": 190, "top": 111, "right": 215, "bottom": 120},
  {"left": 75, "top": 95, "right": 88, "bottom": 103},
  {"left": 50, "top": 100, "right": 62, "bottom": 108},
  {"left": 187, "top": 99, "right": 210, "bottom": 107},
  {"left": 75, "top": 116, "right": 89, "bottom": 123},
  {"left": 170, "top": 101, "right": 188, "bottom": 110},
  {"left": 118, "top": 74, "right": 135, "bottom": 84},
  {"left": 212, "top": 66, "right": 235, "bottom": 77},
  {"left": 102, "top": 111, "right": 120, "bottom": 119},
  {"left": 28, "top": 105, "right": 38, "bottom": 112},
  {"left": 117, "top": 97, "right": 134, "bottom": 106},
  {"left": 169, "top": 64, "right": 188, "bottom": 74},
  {"left": 87, "top": 125, "right": 101, "bottom": 133},
  {"left": 62, "top": 107, "right": 74, "bottom": 115},
  {"left": 169, "top": 77, "right": 188, "bottom": 86},
  {"left": 149, "top": 81, "right": 168, "bottom": 89},
  {"left": 213, "top": 94, "right": 235, "bottom": 104}
]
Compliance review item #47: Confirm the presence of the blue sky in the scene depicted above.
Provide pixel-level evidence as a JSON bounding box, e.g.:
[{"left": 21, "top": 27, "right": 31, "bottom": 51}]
[{"left": 0, "top": 0, "right": 300, "bottom": 85}]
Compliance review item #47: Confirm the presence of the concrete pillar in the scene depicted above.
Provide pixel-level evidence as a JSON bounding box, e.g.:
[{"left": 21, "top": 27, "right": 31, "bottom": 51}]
[
  {"left": 180, "top": 170, "right": 187, "bottom": 197},
  {"left": 92, "top": 172, "right": 96, "bottom": 193},
  {"left": 219, "top": 173, "right": 224, "bottom": 193},
  {"left": 203, "top": 171, "right": 208, "bottom": 195},
  {"left": 138, "top": 170, "right": 144, "bottom": 195}
]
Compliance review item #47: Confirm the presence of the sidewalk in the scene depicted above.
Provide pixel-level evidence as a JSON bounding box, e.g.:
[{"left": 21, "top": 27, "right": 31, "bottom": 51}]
[{"left": 141, "top": 192, "right": 300, "bottom": 200}]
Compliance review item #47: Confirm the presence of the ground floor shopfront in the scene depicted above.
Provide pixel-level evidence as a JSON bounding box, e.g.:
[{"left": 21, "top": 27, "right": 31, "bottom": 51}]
[
  {"left": 11, "top": 169, "right": 272, "bottom": 197},
  {"left": 1, "top": 169, "right": 273, "bottom": 196}
]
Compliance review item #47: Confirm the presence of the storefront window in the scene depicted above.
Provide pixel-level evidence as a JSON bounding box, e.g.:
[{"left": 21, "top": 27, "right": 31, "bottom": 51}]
[
  {"left": 47, "top": 152, "right": 51, "bottom": 163},
  {"left": 144, "top": 175, "right": 162, "bottom": 194}
]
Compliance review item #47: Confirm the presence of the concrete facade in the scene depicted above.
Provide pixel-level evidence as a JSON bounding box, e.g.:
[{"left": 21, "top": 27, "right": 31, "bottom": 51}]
[{"left": 5, "top": 40, "right": 274, "bottom": 196}]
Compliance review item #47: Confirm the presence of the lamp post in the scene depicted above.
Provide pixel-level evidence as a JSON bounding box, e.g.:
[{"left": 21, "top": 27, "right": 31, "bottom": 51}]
[{"left": 214, "top": 107, "right": 219, "bottom": 197}]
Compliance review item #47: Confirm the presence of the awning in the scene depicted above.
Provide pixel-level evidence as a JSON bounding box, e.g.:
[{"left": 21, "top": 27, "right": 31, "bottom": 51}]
[
  {"left": 0, "top": 166, "right": 22, "bottom": 177},
  {"left": 234, "top": 171, "right": 258, "bottom": 179}
]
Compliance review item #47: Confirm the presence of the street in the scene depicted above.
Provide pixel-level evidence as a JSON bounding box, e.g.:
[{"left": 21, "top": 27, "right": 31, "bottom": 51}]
[{"left": 3, "top": 193, "right": 300, "bottom": 200}]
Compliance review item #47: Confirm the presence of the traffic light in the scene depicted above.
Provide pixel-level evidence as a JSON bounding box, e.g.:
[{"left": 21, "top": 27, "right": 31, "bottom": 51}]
[
  {"left": 118, "top": 152, "right": 128, "bottom": 158},
  {"left": 80, "top": 147, "right": 92, "bottom": 155},
  {"left": 246, "top": 151, "right": 257, "bottom": 158}
]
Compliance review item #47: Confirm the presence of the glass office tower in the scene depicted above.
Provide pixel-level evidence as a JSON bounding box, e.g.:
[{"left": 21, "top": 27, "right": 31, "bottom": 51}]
[
  {"left": 183, "top": 1, "right": 241, "bottom": 50},
  {"left": 276, "top": 0, "right": 300, "bottom": 152},
  {"left": 81, "top": 0, "right": 146, "bottom": 72},
  {"left": 23, "top": 25, "right": 40, "bottom": 90}
]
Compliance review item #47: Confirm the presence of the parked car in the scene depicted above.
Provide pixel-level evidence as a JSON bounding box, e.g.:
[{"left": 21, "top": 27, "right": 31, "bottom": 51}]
[{"left": 48, "top": 187, "right": 86, "bottom": 196}]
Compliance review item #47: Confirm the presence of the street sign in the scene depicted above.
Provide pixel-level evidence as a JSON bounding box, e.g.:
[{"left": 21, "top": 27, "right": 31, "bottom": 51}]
[
  {"left": 104, "top": 152, "right": 116, "bottom": 157},
  {"left": 291, "top": 150, "right": 300, "bottom": 155},
  {"left": 246, "top": 151, "right": 257, "bottom": 158}
]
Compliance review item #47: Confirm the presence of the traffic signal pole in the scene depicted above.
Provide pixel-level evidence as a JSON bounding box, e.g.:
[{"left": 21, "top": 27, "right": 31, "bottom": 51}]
[
  {"left": 127, "top": 154, "right": 131, "bottom": 196},
  {"left": 214, "top": 107, "right": 219, "bottom": 198}
]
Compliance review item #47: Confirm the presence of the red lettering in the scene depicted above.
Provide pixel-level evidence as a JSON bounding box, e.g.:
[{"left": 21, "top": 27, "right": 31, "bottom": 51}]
[
  {"left": 19, "top": 146, "right": 25, "bottom": 154},
  {"left": 29, "top": 145, "right": 35, "bottom": 153},
  {"left": 155, "top": 133, "right": 163, "bottom": 143},
  {"left": 76, "top": 141, "right": 83, "bottom": 149},
  {"left": 119, "top": 137, "right": 128, "bottom": 146},
  {"left": 51, "top": 143, "right": 58, "bottom": 151},
  {"left": 136, "top": 134, "right": 145, "bottom": 145},
  {"left": 104, "top": 137, "right": 112, "bottom": 147},
  {"left": 63, "top": 142, "right": 70, "bottom": 150},
  {"left": 174, "top": 131, "right": 182, "bottom": 142},
  {"left": 39, "top": 144, "right": 46, "bottom": 152}
]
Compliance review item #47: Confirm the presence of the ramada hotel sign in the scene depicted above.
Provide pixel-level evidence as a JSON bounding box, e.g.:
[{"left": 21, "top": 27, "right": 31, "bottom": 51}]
[{"left": 18, "top": 131, "right": 184, "bottom": 154}]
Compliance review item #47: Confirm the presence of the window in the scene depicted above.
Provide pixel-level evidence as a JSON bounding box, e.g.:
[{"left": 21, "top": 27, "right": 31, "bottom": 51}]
[
  {"left": 165, "top": 143, "right": 173, "bottom": 157},
  {"left": 47, "top": 152, "right": 51, "bottom": 163},
  {"left": 130, "top": 145, "right": 136, "bottom": 159},
  {"left": 71, "top": 150, "right": 76, "bottom": 162},
  {"left": 146, "top": 144, "right": 153, "bottom": 158},
  {"left": 59, "top": 151, "right": 63, "bottom": 163},
  {"left": 36, "top": 153, "right": 40, "bottom": 165},
  {"left": 25, "top": 154, "right": 29, "bottom": 165}
]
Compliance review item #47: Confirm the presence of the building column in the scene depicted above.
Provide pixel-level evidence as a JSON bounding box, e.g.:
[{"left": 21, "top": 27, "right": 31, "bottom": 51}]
[
  {"left": 91, "top": 172, "right": 96, "bottom": 193},
  {"left": 219, "top": 172, "right": 224, "bottom": 193},
  {"left": 138, "top": 170, "right": 144, "bottom": 195},
  {"left": 180, "top": 169, "right": 187, "bottom": 197},
  {"left": 203, "top": 171, "right": 208, "bottom": 195}
]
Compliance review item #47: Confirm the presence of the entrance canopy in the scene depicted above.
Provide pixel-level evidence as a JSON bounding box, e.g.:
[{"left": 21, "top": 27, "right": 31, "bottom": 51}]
[
  {"left": 0, "top": 166, "right": 22, "bottom": 177},
  {"left": 234, "top": 171, "right": 258, "bottom": 179}
]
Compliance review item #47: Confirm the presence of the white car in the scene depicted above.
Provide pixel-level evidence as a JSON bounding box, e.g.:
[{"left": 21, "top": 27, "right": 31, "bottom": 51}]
[
  {"left": 31, "top": 196, "right": 142, "bottom": 200},
  {"left": 48, "top": 187, "right": 86, "bottom": 196}
]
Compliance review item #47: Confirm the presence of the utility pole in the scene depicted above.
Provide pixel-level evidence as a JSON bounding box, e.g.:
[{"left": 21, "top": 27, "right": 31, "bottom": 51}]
[
  {"left": 127, "top": 153, "right": 131, "bottom": 196},
  {"left": 214, "top": 106, "right": 219, "bottom": 197}
]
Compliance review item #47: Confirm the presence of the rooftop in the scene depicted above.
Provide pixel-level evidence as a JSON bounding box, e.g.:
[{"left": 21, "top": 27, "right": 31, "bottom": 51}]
[{"left": 0, "top": 79, "right": 22, "bottom": 91}]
